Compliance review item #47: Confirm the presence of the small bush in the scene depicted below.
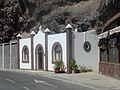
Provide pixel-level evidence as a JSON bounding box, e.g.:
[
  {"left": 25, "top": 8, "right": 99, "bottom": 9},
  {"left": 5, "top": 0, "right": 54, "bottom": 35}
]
[{"left": 70, "top": 59, "right": 79, "bottom": 70}]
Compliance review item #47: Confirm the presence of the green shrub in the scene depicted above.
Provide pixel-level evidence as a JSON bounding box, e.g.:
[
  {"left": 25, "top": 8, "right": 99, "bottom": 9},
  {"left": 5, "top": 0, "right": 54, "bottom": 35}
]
[
  {"left": 79, "top": 65, "right": 87, "bottom": 71},
  {"left": 54, "top": 60, "right": 64, "bottom": 69},
  {"left": 70, "top": 59, "right": 79, "bottom": 70}
]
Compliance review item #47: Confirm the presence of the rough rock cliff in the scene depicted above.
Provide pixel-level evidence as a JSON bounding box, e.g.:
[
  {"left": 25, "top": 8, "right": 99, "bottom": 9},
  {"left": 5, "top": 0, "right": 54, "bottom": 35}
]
[{"left": 0, "top": 0, "right": 119, "bottom": 42}]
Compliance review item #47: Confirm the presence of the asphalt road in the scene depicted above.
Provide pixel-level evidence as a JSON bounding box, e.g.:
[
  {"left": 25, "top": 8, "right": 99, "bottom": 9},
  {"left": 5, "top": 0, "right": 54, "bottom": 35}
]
[{"left": 0, "top": 70, "right": 96, "bottom": 90}]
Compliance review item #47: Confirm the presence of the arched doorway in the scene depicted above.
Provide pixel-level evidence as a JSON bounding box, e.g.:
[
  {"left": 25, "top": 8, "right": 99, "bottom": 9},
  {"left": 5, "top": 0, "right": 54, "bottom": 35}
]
[{"left": 35, "top": 44, "right": 44, "bottom": 70}]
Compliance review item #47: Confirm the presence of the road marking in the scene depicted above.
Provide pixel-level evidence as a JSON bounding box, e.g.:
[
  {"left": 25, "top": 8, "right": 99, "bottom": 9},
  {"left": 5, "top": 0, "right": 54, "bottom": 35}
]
[
  {"left": 23, "top": 87, "right": 31, "bottom": 90},
  {"left": 34, "top": 79, "right": 58, "bottom": 88},
  {"left": 6, "top": 78, "right": 15, "bottom": 83},
  {"left": 39, "top": 75, "right": 101, "bottom": 90}
]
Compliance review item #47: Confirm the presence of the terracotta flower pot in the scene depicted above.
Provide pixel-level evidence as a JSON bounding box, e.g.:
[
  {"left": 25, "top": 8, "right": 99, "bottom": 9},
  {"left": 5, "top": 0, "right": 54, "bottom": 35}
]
[{"left": 54, "top": 67, "right": 61, "bottom": 73}]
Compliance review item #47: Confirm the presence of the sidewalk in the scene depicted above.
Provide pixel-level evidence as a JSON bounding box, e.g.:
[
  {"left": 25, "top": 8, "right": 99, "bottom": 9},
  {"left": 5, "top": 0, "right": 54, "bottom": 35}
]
[{"left": 1, "top": 69, "right": 120, "bottom": 90}]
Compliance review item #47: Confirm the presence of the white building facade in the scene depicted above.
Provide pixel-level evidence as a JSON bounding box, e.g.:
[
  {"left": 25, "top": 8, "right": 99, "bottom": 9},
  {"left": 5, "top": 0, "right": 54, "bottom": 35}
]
[{"left": 18, "top": 25, "right": 99, "bottom": 73}]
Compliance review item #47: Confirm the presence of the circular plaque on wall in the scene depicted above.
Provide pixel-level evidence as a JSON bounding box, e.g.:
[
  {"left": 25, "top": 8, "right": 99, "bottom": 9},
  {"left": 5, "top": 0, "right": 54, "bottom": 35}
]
[{"left": 83, "top": 41, "right": 91, "bottom": 52}]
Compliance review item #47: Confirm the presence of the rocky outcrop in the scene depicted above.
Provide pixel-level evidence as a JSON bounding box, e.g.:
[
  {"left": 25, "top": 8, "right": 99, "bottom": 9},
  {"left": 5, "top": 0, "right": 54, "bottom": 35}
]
[
  {"left": 0, "top": 0, "right": 28, "bottom": 42},
  {"left": 0, "top": 0, "right": 119, "bottom": 42}
]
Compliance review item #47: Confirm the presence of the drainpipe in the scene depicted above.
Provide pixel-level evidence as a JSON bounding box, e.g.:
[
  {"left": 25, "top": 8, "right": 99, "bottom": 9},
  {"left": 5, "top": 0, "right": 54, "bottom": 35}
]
[
  {"left": 84, "top": 32, "right": 86, "bottom": 42},
  {"left": 30, "top": 31, "right": 36, "bottom": 70},
  {"left": 17, "top": 33, "right": 22, "bottom": 69},
  {"left": 66, "top": 24, "right": 73, "bottom": 74},
  {"left": 44, "top": 28, "right": 50, "bottom": 71}
]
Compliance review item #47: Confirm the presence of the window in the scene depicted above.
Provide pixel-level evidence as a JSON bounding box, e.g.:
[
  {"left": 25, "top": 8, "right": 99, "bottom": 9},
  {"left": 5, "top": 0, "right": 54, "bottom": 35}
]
[
  {"left": 108, "top": 36, "right": 117, "bottom": 63},
  {"left": 22, "top": 45, "right": 29, "bottom": 63},
  {"left": 109, "top": 47, "right": 117, "bottom": 63},
  {"left": 99, "top": 34, "right": 120, "bottom": 64},
  {"left": 52, "top": 42, "right": 62, "bottom": 63},
  {"left": 100, "top": 48, "right": 107, "bottom": 63},
  {"left": 118, "top": 47, "right": 120, "bottom": 63}
]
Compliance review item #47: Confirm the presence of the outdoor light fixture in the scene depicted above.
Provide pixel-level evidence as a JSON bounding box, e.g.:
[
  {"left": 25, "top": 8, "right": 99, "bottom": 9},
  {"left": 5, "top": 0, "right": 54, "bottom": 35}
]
[
  {"left": 75, "top": 28, "right": 78, "bottom": 32},
  {"left": 111, "top": 41, "right": 116, "bottom": 47},
  {"left": 98, "top": 38, "right": 107, "bottom": 49}
]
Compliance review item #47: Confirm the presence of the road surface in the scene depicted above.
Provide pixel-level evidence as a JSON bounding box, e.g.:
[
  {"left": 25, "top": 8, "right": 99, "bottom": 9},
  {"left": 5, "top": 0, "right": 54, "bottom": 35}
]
[{"left": 0, "top": 70, "right": 96, "bottom": 90}]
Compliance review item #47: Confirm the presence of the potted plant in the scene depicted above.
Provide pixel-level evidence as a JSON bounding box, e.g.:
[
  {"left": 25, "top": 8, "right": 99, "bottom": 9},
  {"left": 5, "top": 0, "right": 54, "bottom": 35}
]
[
  {"left": 70, "top": 59, "right": 80, "bottom": 73},
  {"left": 60, "top": 64, "right": 66, "bottom": 73},
  {"left": 86, "top": 67, "right": 92, "bottom": 72},
  {"left": 54, "top": 60, "right": 65, "bottom": 73},
  {"left": 79, "top": 65, "right": 87, "bottom": 72}
]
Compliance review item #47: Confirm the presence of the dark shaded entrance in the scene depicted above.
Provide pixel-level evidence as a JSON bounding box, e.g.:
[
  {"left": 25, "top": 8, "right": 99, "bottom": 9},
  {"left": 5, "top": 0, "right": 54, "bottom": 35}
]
[{"left": 35, "top": 45, "right": 44, "bottom": 70}]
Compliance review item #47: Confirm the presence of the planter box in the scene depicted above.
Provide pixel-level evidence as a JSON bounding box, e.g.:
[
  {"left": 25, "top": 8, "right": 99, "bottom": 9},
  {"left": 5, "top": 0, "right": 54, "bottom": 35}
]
[
  {"left": 87, "top": 69, "right": 92, "bottom": 72},
  {"left": 55, "top": 68, "right": 65, "bottom": 73},
  {"left": 72, "top": 69, "right": 80, "bottom": 74},
  {"left": 80, "top": 70, "right": 87, "bottom": 72}
]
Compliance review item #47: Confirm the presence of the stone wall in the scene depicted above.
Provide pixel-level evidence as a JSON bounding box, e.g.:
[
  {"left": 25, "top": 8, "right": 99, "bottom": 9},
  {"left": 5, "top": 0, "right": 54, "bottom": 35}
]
[{"left": 99, "top": 63, "right": 120, "bottom": 80}]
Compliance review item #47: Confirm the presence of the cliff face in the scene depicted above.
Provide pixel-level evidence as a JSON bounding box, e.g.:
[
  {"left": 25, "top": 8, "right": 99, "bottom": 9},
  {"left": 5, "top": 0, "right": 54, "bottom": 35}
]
[
  {"left": 24, "top": 0, "right": 102, "bottom": 32},
  {"left": 0, "top": 0, "right": 120, "bottom": 42}
]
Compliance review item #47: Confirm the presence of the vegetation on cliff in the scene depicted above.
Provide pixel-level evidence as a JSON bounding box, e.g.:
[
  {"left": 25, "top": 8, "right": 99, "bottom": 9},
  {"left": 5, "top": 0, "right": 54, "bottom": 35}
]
[{"left": 0, "top": 0, "right": 119, "bottom": 42}]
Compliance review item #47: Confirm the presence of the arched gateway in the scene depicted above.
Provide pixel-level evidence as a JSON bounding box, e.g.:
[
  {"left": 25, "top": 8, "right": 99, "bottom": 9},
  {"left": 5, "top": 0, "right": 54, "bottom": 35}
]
[{"left": 35, "top": 44, "right": 44, "bottom": 70}]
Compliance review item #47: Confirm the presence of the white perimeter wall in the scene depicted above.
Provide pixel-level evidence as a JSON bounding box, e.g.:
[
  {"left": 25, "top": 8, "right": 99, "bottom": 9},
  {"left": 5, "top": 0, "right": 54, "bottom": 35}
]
[
  {"left": 19, "top": 38, "right": 31, "bottom": 69},
  {"left": 73, "top": 31, "right": 99, "bottom": 72},
  {"left": 48, "top": 33, "right": 67, "bottom": 71},
  {"left": 33, "top": 31, "right": 45, "bottom": 70}
]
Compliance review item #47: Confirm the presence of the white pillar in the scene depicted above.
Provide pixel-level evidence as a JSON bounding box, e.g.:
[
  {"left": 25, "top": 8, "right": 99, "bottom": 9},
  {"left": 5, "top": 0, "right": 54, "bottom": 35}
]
[
  {"left": 10, "top": 42, "right": 12, "bottom": 69},
  {"left": 2, "top": 44, "right": 4, "bottom": 69}
]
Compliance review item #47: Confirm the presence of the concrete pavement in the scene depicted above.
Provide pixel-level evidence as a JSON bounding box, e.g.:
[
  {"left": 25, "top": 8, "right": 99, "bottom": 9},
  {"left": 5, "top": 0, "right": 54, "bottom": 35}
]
[{"left": 1, "top": 69, "right": 120, "bottom": 90}]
